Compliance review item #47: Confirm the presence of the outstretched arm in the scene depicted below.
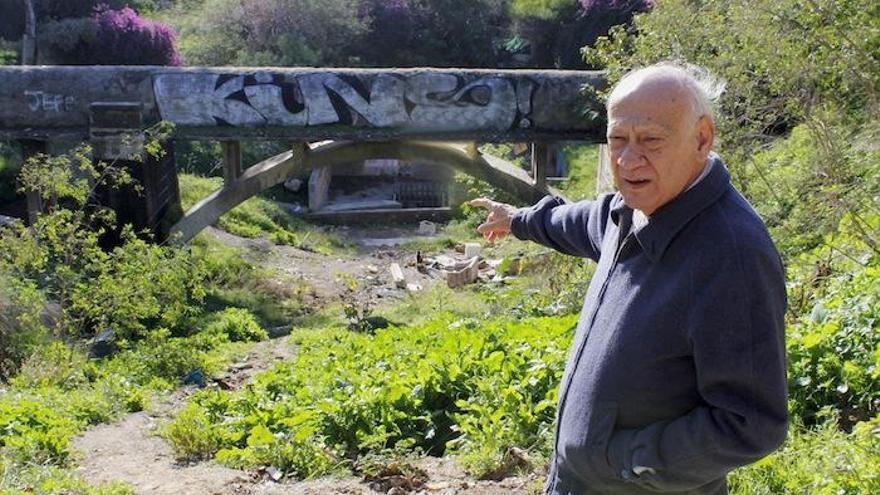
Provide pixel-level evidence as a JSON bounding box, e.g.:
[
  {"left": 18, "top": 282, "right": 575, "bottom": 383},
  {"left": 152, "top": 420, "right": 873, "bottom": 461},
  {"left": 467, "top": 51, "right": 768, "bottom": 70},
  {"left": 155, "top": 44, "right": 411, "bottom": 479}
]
[{"left": 470, "top": 194, "right": 615, "bottom": 261}]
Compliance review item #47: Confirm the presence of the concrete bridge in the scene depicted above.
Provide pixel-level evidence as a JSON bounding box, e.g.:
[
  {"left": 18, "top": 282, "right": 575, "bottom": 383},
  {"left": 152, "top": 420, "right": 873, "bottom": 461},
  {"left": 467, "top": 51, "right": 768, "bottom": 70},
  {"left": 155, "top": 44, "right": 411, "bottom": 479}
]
[{"left": 0, "top": 66, "right": 607, "bottom": 243}]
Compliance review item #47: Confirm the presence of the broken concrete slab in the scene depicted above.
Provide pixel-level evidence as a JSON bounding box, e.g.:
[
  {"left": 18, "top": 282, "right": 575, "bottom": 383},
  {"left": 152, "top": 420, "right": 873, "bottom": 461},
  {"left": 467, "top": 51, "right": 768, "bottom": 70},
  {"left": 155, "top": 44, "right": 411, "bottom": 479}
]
[
  {"left": 464, "top": 242, "right": 482, "bottom": 259},
  {"left": 445, "top": 256, "right": 480, "bottom": 289},
  {"left": 390, "top": 263, "right": 406, "bottom": 288}
]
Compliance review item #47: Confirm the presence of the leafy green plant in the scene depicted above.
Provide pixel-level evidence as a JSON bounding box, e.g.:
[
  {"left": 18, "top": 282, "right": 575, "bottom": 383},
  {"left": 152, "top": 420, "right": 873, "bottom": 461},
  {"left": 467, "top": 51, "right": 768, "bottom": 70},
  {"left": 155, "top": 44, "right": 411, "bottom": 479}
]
[
  {"left": 729, "top": 415, "right": 880, "bottom": 494},
  {"left": 205, "top": 307, "right": 268, "bottom": 343},
  {"left": 164, "top": 315, "right": 577, "bottom": 478}
]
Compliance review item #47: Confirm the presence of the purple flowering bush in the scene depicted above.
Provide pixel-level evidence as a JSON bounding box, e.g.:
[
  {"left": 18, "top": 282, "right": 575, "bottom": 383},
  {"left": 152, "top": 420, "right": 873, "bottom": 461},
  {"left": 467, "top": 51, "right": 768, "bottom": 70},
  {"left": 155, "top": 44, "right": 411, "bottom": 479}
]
[
  {"left": 39, "top": 6, "right": 181, "bottom": 66},
  {"left": 92, "top": 6, "right": 182, "bottom": 65}
]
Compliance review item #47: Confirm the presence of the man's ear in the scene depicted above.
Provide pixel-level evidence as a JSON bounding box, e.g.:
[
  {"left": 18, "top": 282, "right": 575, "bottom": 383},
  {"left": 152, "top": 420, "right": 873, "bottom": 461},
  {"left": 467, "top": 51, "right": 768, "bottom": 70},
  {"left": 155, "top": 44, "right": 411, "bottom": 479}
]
[{"left": 696, "top": 115, "right": 715, "bottom": 154}]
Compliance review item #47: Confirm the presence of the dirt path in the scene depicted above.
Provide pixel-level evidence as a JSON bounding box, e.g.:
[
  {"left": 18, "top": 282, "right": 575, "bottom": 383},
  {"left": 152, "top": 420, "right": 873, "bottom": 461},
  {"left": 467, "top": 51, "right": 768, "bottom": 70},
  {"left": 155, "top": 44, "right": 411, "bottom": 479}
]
[
  {"left": 72, "top": 337, "right": 298, "bottom": 495},
  {"left": 206, "top": 226, "right": 448, "bottom": 303}
]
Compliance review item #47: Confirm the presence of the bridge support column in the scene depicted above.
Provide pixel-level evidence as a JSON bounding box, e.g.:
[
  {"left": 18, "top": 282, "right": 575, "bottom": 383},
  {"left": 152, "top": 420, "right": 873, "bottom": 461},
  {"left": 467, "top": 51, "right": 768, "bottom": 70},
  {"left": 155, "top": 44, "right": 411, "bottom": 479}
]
[
  {"left": 90, "top": 102, "right": 181, "bottom": 245},
  {"left": 221, "top": 140, "right": 242, "bottom": 185},
  {"left": 531, "top": 142, "right": 550, "bottom": 189}
]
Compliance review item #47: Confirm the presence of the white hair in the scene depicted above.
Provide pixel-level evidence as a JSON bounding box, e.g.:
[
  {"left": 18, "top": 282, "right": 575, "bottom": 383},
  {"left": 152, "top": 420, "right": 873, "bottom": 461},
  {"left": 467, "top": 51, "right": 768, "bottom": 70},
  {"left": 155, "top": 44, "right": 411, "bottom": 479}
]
[{"left": 608, "top": 61, "right": 727, "bottom": 119}]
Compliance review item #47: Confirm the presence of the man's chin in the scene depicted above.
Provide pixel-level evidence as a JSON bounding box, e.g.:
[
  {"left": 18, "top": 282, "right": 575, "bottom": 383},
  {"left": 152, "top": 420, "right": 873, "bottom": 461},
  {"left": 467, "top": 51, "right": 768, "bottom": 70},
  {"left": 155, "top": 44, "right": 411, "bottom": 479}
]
[{"left": 620, "top": 194, "right": 657, "bottom": 215}]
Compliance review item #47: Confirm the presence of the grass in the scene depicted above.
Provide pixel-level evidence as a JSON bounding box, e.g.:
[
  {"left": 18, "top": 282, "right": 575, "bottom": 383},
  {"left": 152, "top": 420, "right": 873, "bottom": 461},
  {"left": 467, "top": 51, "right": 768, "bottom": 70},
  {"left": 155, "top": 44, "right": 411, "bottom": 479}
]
[{"left": 178, "top": 173, "right": 351, "bottom": 255}]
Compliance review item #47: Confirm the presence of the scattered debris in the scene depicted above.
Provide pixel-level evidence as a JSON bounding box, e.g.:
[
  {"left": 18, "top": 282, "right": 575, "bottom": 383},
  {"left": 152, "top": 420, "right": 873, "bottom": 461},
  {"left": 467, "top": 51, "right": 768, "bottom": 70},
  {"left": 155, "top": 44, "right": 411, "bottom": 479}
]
[
  {"left": 264, "top": 465, "right": 285, "bottom": 482},
  {"left": 183, "top": 369, "right": 206, "bottom": 388},
  {"left": 464, "top": 242, "right": 482, "bottom": 259},
  {"left": 445, "top": 256, "right": 480, "bottom": 288},
  {"left": 276, "top": 201, "right": 306, "bottom": 215},
  {"left": 364, "top": 462, "right": 429, "bottom": 493},
  {"left": 419, "top": 220, "right": 437, "bottom": 235},
  {"left": 0, "top": 214, "right": 20, "bottom": 228},
  {"left": 479, "top": 447, "right": 533, "bottom": 481},
  {"left": 390, "top": 263, "right": 407, "bottom": 288}
]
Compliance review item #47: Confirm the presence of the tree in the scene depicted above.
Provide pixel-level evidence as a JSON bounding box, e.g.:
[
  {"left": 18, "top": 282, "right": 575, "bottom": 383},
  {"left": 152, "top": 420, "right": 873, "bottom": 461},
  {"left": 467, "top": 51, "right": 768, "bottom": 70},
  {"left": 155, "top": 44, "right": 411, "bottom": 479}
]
[
  {"left": 507, "top": 0, "right": 652, "bottom": 68},
  {"left": 21, "top": 0, "right": 36, "bottom": 63}
]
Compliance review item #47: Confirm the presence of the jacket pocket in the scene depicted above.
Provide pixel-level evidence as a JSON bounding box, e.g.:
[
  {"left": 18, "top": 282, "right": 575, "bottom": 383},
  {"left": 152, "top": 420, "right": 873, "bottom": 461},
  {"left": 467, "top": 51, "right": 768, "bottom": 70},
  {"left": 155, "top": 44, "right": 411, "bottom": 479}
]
[{"left": 558, "top": 400, "right": 618, "bottom": 484}]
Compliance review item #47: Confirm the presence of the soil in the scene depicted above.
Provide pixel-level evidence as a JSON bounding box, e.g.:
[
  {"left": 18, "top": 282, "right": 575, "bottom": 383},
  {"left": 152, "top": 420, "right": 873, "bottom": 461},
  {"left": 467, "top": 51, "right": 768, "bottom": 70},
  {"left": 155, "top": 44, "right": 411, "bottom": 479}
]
[
  {"left": 206, "top": 226, "right": 448, "bottom": 303},
  {"left": 71, "top": 226, "right": 536, "bottom": 495}
]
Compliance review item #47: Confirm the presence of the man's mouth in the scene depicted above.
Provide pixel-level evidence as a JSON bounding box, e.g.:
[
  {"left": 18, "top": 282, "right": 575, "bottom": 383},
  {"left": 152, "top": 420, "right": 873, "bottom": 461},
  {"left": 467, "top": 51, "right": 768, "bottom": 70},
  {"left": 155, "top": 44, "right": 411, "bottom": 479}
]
[{"left": 623, "top": 178, "right": 651, "bottom": 188}]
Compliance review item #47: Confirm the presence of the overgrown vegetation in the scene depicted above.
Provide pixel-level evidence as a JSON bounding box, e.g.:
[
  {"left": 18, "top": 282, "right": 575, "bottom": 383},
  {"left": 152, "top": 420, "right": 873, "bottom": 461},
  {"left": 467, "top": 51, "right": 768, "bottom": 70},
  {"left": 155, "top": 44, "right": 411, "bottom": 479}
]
[
  {"left": 163, "top": 316, "right": 575, "bottom": 479},
  {"left": 179, "top": 173, "right": 349, "bottom": 255},
  {"left": 1, "top": 0, "right": 878, "bottom": 493}
]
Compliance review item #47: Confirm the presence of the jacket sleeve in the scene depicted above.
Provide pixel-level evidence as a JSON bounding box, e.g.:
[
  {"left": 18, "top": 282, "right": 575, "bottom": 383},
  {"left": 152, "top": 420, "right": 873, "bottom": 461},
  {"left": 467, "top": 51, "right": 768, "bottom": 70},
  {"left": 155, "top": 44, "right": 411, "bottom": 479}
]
[
  {"left": 509, "top": 193, "right": 615, "bottom": 262},
  {"left": 604, "top": 228, "right": 789, "bottom": 491}
]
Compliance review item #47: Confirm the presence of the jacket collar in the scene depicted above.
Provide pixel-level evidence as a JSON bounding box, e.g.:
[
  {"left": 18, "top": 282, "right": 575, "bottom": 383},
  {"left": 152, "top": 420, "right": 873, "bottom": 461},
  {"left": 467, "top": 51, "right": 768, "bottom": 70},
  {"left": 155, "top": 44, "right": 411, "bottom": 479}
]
[{"left": 609, "top": 153, "right": 731, "bottom": 263}]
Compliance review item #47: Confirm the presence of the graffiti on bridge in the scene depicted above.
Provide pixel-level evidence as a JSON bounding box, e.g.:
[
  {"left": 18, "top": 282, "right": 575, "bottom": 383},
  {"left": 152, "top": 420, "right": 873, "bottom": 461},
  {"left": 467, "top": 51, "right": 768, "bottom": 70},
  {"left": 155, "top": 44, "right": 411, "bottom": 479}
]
[
  {"left": 25, "top": 90, "right": 76, "bottom": 113},
  {"left": 153, "top": 72, "right": 539, "bottom": 132}
]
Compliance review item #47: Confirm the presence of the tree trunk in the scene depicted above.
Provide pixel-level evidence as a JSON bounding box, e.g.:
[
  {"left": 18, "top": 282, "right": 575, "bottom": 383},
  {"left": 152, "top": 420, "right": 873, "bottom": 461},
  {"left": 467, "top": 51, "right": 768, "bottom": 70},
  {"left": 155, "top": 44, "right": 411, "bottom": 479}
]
[{"left": 22, "top": 0, "right": 36, "bottom": 64}]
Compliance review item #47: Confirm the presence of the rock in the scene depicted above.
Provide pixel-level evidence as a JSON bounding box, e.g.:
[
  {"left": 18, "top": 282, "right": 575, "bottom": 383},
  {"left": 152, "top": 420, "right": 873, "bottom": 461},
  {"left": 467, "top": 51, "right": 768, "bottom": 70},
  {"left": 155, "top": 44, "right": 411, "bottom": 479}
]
[
  {"left": 364, "top": 315, "right": 392, "bottom": 330},
  {"left": 406, "top": 283, "right": 422, "bottom": 292},
  {"left": 266, "top": 466, "right": 284, "bottom": 482}
]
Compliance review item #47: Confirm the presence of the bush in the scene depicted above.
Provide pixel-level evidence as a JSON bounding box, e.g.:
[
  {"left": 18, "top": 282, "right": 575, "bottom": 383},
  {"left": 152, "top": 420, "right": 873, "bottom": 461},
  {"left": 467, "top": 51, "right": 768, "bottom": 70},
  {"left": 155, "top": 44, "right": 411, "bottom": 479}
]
[
  {"left": 92, "top": 6, "right": 181, "bottom": 65},
  {"left": 0, "top": 144, "right": 206, "bottom": 342},
  {"left": 206, "top": 308, "right": 268, "bottom": 343},
  {"left": 39, "top": 6, "right": 181, "bottom": 65},
  {"left": 166, "top": 0, "right": 367, "bottom": 66}
]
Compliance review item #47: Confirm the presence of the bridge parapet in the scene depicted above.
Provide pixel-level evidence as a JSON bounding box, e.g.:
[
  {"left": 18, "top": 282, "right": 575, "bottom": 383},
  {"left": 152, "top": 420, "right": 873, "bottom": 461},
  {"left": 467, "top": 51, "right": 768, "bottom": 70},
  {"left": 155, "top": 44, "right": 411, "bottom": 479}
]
[{"left": 0, "top": 66, "right": 605, "bottom": 142}]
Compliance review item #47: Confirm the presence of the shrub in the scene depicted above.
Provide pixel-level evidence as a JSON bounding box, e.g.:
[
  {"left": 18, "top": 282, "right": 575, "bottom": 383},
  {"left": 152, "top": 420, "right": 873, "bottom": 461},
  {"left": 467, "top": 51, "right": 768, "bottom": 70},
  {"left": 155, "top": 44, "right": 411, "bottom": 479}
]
[
  {"left": 0, "top": 276, "right": 50, "bottom": 379},
  {"left": 0, "top": 143, "right": 206, "bottom": 342},
  {"left": 167, "top": 0, "right": 367, "bottom": 66},
  {"left": 206, "top": 308, "right": 268, "bottom": 343},
  {"left": 583, "top": 0, "right": 879, "bottom": 161},
  {"left": 92, "top": 6, "right": 181, "bottom": 65},
  {"left": 38, "top": 6, "right": 181, "bottom": 65}
]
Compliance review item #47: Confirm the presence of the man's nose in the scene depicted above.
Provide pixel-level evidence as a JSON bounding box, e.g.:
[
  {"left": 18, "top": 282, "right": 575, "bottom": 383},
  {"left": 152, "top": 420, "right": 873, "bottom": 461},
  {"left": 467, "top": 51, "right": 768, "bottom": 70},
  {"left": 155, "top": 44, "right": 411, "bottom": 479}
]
[{"left": 617, "top": 144, "right": 645, "bottom": 170}]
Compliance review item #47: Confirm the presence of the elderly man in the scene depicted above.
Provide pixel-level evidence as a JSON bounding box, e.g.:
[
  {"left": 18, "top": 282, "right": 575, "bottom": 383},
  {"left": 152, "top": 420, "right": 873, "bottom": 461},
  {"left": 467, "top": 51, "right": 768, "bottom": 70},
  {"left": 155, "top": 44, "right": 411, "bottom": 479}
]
[{"left": 470, "top": 63, "right": 788, "bottom": 494}]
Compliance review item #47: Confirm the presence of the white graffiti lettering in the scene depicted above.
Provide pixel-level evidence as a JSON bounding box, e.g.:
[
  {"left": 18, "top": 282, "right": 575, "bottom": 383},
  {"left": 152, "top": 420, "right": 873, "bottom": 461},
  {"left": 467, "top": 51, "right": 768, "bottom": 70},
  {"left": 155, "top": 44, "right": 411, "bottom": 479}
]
[{"left": 24, "top": 90, "right": 75, "bottom": 113}]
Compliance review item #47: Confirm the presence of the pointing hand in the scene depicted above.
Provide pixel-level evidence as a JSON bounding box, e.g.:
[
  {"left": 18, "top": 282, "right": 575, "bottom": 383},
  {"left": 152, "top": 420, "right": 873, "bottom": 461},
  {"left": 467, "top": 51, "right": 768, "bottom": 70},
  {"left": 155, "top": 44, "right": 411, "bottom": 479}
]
[{"left": 468, "top": 198, "right": 517, "bottom": 242}]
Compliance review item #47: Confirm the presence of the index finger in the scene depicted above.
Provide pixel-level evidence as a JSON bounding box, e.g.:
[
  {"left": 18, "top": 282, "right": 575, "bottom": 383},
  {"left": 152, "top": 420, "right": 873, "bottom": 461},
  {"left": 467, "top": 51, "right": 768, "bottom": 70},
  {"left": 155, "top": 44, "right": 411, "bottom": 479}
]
[{"left": 468, "top": 198, "right": 498, "bottom": 210}]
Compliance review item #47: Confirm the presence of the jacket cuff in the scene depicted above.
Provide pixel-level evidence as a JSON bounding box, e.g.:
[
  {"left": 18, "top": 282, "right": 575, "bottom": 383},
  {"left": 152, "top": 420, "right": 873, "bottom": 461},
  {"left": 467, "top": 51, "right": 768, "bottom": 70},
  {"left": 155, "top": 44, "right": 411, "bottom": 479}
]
[{"left": 509, "top": 207, "right": 531, "bottom": 240}]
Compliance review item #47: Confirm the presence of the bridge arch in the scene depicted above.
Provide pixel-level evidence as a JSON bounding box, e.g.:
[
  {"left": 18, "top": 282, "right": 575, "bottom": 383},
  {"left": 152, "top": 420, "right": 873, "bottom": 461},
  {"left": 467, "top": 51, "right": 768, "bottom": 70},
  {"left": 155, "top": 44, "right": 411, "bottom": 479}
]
[{"left": 168, "top": 140, "right": 563, "bottom": 244}]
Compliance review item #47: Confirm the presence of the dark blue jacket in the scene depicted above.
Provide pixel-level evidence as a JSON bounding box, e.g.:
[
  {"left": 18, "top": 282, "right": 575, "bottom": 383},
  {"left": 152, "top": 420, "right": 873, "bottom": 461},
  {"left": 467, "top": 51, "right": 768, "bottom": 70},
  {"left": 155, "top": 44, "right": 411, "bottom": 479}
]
[{"left": 511, "top": 155, "right": 788, "bottom": 494}]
